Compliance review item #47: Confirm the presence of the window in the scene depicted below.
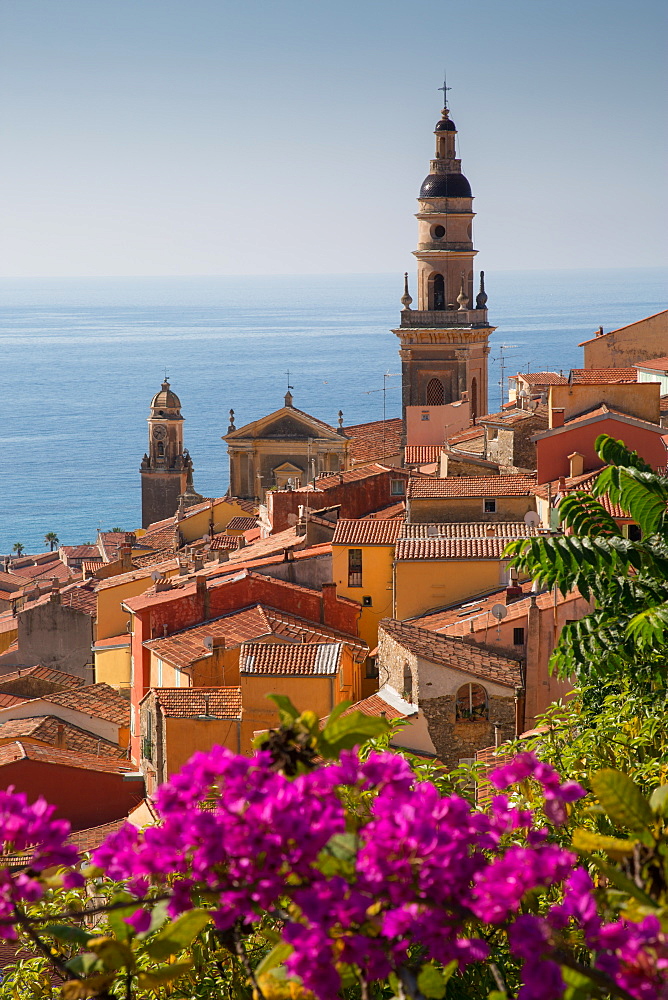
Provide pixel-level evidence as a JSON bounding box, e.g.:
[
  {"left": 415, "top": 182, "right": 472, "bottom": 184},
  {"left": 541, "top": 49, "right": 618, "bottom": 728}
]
[
  {"left": 456, "top": 683, "right": 488, "bottom": 721},
  {"left": 403, "top": 662, "right": 414, "bottom": 703},
  {"left": 484, "top": 499, "right": 496, "bottom": 513},
  {"left": 513, "top": 627, "right": 525, "bottom": 646},
  {"left": 426, "top": 378, "right": 444, "bottom": 405},
  {"left": 362, "top": 595, "right": 373, "bottom": 607},
  {"left": 421, "top": 411, "right": 430, "bottom": 421},
  {"left": 432, "top": 273, "right": 445, "bottom": 310},
  {"left": 432, "top": 224, "right": 445, "bottom": 239},
  {"left": 365, "top": 657, "right": 379, "bottom": 680},
  {"left": 390, "top": 479, "right": 405, "bottom": 496},
  {"left": 348, "top": 548, "right": 362, "bottom": 587},
  {"left": 157, "top": 442, "right": 165, "bottom": 458},
  {"left": 156, "top": 657, "right": 163, "bottom": 686},
  {"left": 628, "top": 524, "right": 642, "bottom": 541}
]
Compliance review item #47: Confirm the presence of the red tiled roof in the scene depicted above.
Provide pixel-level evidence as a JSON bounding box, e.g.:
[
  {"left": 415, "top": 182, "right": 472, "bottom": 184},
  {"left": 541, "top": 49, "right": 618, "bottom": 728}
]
[
  {"left": 379, "top": 619, "right": 522, "bottom": 688},
  {"left": 98, "top": 532, "right": 134, "bottom": 562},
  {"left": 144, "top": 603, "right": 366, "bottom": 670},
  {"left": 396, "top": 537, "right": 522, "bottom": 561},
  {"left": 210, "top": 534, "right": 240, "bottom": 551},
  {"left": 635, "top": 357, "right": 668, "bottom": 372},
  {"left": 405, "top": 445, "right": 441, "bottom": 465},
  {"left": 0, "top": 716, "right": 125, "bottom": 757},
  {"left": 139, "top": 520, "right": 180, "bottom": 551},
  {"left": 225, "top": 516, "right": 258, "bottom": 532},
  {"left": 569, "top": 368, "right": 637, "bottom": 384},
  {"left": 0, "top": 616, "right": 18, "bottom": 636},
  {"left": 514, "top": 372, "right": 568, "bottom": 386},
  {"left": 292, "top": 463, "right": 401, "bottom": 493},
  {"left": 10, "top": 561, "right": 72, "bottom": 583},
  {"left": 445, "top": 425, "right": 485, "bottom": 446},
  {"left": 0, "top": 741, "right": 137, "bottom": 774},
  {"left": 559, "top": 404, "right": 662, "bottom": 430},
  {"left": 57, "top": 580, "right": 99, "bottom": 616},
  {"left": 0, "top": 665, "right": 84, "bottom": 692},
  {"left": 68, "top": 818, "right": 126, "bottom": 854},
  {"left": 478, "top": 405, "right": 548, "bottom": 428},
  {"left": 93, "top": 634, "right": 131, "bottom": 649},
  {"left": 362, "top": 501, "right": 406, "bottom": 520},
  {"left": 344, "top": 418, "right": 403, "bottom": 464},
  {"left": 95, "top": 561, "right": 178, "bottom": 591},
  {"left": 42, "top": 683, "right": 130, "bottom": 727},
  {"left": 0, "top": 694, "right": 26, "bottom": 708},
  {"left": 60, "top": 545, "right": 100, "bottom": 560},
  {"left": 401, "top": 521, "right": 537, "bottom": 539},
  {"left": 332, "top": 519, "right": 404, "bottom": 546},
  {"left": 240, "top": 642, "right": 343, "bottom": 676},
  {"left": 341, "top": 692, "right": 414, "bottom": 720},
  {"left": 407, "top": 474, "right": 536, "bottom": 499},
  {"left": 152, "top": 687, "right": 242, "bottom": 719}
]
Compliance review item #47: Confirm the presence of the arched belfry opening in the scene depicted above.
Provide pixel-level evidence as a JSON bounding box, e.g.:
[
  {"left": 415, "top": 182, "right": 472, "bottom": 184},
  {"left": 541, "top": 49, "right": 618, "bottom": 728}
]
[
  {"left": 470, "top": 378, "right": 478, "bottom": 420},
  {"left": 426, "top": 378, "right": 444, "bottom": 406},
  {"left": 429, "top": 273, "right": 445, "bottom": 311}
]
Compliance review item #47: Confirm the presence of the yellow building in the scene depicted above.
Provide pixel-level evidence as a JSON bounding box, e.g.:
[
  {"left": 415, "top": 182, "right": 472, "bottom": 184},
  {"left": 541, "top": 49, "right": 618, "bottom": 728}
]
[
  {"left": 331, "top": 519, "right": 404, "bottom": 660},
  {"left": 579, "top": 310, "right": 668, "bottom": 369},
  {"left": 406, "top": 475, "right": 537, "bottom": 524},
  {"left": 239, "top": 641, "right": 359, "bottom": 750}
]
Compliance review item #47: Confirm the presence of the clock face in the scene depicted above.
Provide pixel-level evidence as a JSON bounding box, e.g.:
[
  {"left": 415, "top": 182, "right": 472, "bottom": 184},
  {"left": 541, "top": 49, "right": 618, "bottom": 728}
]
[{"left": 152, "top": 425, "right": 167, "bottom": 441}]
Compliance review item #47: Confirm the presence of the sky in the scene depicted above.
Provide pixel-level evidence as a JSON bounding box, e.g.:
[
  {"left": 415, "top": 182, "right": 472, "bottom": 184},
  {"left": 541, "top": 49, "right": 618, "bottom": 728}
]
[{"left": 0, "top": 0, "right": 666, "bottom": 277}]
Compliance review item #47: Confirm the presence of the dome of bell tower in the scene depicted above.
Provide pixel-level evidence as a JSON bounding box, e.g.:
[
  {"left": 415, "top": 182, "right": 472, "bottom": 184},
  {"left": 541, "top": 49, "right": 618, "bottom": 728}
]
[{"left": 150, "top": 380, "right": 182, "bottom": 415}]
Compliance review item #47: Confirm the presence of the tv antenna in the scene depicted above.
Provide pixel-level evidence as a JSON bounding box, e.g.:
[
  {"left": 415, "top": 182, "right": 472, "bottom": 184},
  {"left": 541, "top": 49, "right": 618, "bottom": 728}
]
[
  {"left": 493, "top": 345, "right": 519, "bottom": 407},
  {"left": 365, "top": 372, "right": 401, "bottom": 460}
]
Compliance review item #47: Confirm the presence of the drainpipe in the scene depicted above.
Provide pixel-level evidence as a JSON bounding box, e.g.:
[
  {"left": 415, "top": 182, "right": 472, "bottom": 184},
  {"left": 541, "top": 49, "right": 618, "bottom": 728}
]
[{"left": 515, "top": 687, "right": 526, "bottom": 738}]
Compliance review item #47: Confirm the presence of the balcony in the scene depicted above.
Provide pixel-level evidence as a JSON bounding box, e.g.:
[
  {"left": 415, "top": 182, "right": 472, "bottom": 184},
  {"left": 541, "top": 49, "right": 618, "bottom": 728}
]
[{"left": 400, "top": 308, "right": 489, "bottom": 329}]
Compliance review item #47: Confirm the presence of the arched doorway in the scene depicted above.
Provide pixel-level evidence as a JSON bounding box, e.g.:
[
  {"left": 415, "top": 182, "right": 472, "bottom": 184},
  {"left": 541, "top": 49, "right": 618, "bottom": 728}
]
[{"left": 426, "top": 378, "right": 444, "bottom": 405}]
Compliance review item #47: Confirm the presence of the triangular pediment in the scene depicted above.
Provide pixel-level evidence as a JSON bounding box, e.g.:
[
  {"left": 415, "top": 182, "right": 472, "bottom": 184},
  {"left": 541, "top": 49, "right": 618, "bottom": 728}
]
[
  {"left": 224, "top": 406, "right": 343, "bottom": 443},
  {"left": 273, "top": 461, "right": 305, "bottom": 475}
]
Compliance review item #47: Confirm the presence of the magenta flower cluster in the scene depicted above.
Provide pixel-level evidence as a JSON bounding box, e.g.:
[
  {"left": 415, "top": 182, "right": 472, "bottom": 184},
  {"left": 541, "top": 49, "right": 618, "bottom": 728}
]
[
  {"left": 0, "top": 787, "right": 81, "bottom": 939},
  {"left": 0, "top": 747, "right": 665, "bottom": 999}
]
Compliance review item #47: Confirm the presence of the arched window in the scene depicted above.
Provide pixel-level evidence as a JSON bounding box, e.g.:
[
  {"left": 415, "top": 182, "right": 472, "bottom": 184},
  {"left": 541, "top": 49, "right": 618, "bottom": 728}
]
[
  {"left": 157, "top": 442, "right": 165, "bottom": 458},
  {"left": 470, "top": 378, "right": 478, "bottom": 421},
  {"left": 432, "top": 273, "right": 445, "bottom": 310},
  {"left": 403, "top": 662, "right": 414, "bottom": 703},
  {"left": 426, "top": 378, "right": 444, "bottom": 406},
  {"left": 456, "top": 683, "right": 488, "bottom": 721}
]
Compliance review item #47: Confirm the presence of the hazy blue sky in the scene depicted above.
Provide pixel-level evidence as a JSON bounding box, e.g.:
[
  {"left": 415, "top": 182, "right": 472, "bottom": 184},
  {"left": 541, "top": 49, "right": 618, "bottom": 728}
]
[{"left": 0, "top": 0, "right": 666, "bottom": 277}]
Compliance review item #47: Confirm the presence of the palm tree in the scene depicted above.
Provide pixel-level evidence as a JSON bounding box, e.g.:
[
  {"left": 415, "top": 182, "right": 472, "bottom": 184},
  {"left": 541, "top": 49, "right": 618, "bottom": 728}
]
[
  {"left": 12, "top": 542, "right": 24, "bottom": 557},
  {"left": 44, "top": 532, "right": 59, "bottom": 551}
]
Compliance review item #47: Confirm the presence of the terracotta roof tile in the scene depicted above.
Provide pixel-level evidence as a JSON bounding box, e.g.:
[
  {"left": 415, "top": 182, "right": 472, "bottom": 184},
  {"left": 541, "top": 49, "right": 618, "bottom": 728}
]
[
  {"left": 569, "top": 368, "right": 637, "bottom": 384},
  {"left": 44, "top": 683, "right": 130, "bottom": 727},
  {"left": 362, "top": 501, "right": 406, "bottom": 520},
  {"left": 98, "top": 532, "right": 135, "bottom": 562},
  {"left": 0, "top": 716, "right": 126, "bottom": 757},
  {"left": 557, "top": 404, "right": 663, "bottom": 430},
  {"left": 0, "top": 694, "right": 26, "bottom": 708},
  {"left": 405, "top": 445, "right": 441, "bottom": 465},
  {"left": 478, "top": 405, "right": 548, "bottom": 428},
  {"left": 341, "top": 691, "right": 415, "bottom": 720},
  {"left": 95, "top": 561, "right": 178, "bottom": 591},
  {"left": 144, "top": 603, "right": 366, "bottom": 670},
  {"left": 225, "top": 516, "right": 258, "bottom": 532},
  {"left": 293, "top": 464, "right": 403, "bottom": 492},
  {"left": 0, "top": 741, "right": 137, "bottom": 774},
  {"left": 210, "top": 534, "right": 241, "bottom": 551},
  {"left": 401, "top": 522, "right": 537, "bottom": 539},
  {"left": 513, "top": 372, "right": 568, "bottom": 386},
  {"left": 57, "top": 580, "right": 99, "bottom": 616},
  {"left": 0, "top": 665, "right": 84, "bottom": 692},
  {"left": 152, "top": 687, "right": 242, "bottom": 719},
  {"left": 332, "top": 519, "right": 405, "bottom": 546},
  {"left": 68, "top": 819, "right": 126, "bottom": 854},
  {"left": 60, "top": 545, "right": 100, "bottom": 560},
  {"left": 343, "top": 418, "right": 403, "bottom": 464},
  {"left": 445, "top": 425, "right": 485, "bottom": 447},
  {"left": 0, "top": 616, "right": 18, "bottom": 636},
  {"left": 139, "top": 521, "right": 180, "bottom": 551},
  {"left": 407, "top": 474, "right": 536, "bottom": 499},
  {"left": 379, "top": 619, "right": 522, "bottom": 688},
  {"left": 240, "top": 642, "right": 343, "bottom": 676},
  {"left": 10, "top": 561, "right": 73, "bottom": 584},
  {"left": 635, "top": 357, "right": 668, "bottom": 372},
  {"left": 396, "top": 536, "right": 524, "bottom": 560}
]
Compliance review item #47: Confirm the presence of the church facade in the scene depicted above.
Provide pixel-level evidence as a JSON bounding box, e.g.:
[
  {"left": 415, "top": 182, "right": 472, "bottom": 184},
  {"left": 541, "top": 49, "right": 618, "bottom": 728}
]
[
  {"left": 222, "top": 392, "right": 350, "bottom": 500},
  {"left": 393, "top": 99, "right": 494, "bottom": 424}
]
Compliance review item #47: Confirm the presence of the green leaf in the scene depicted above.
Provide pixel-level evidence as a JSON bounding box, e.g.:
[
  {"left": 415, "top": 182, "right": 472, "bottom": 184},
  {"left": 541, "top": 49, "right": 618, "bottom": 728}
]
[
  {"left": 266, "top": 693, "right": 300, "bottom": 727},
  {"left": 649, "top": 784, "right": 668, "bottom": 816},
  {"left": 44, "top": 924, "right": 94, "bottom": 946},
  {"left": 61, "top": 973, "right": 116, "bottom": 999},
  {"left": 137, "top": 960, "right": 193, "bottom": 988},
  {"left": 487, "top": 992, "right": 507, "bottom": 1000},
  {"left": 591, "top": 768, "right": 653, "bottom": 830},
  {"left": 572, "top": 828, "right": 636, "bottom": 858},
  {"left": 416, "top": 961, "right": 456, "bottom": 999},
  {"left": 560, "top": 964, "right": 596, "bottom": 1000},
  {"left": 65, "top": 952, "right": 105, "bottom": 977},
  {"left": 146, "top": 908, "right": 211, "bottom": 960},
  {"left": 87, "top": 935, "right": 135, "bottom": 971},
  {"left": 254, "top": 942, "right": 294, "bottom": 978},
  {"left": 589, "top": 857, "right": 657, "bottom": 908},
  {"left": 319, "top": 711, "right": 391, "bottom": 756}
]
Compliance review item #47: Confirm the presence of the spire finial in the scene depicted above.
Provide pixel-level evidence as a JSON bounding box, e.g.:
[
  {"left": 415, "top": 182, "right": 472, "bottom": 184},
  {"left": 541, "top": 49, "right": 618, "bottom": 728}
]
[
  {"left": 227, "top": 408, "right": 236, "bottom": 433},
  {"left": 401, "top": 272, "right": 413, "bottom": 311},
  {"left": 475, "top": 271, "right": 488, "bottom": 310},
  {"left": 438, "top": 71, "right": 451, "bottom": 113},
  {"left": 457, "top": 274, "right": 469, "bottom": 311}
]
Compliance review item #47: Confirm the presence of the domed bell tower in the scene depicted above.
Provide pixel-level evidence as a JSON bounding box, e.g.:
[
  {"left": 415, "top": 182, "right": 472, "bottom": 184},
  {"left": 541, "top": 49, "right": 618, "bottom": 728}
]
[
  {"left": 139, "top": 380, "right": 193, "bottom": 528},
  {"left": 393, "top": 90, "right": 494, "bottom": 426}
]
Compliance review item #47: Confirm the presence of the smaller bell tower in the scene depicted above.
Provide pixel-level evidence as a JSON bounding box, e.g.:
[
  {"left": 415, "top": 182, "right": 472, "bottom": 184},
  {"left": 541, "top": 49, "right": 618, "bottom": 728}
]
[{"left": 139, "top": 380, "right": 193, "bottom": 528}]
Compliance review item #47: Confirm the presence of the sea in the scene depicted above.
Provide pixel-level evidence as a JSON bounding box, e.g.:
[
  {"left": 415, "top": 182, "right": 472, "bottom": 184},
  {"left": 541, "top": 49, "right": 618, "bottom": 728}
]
[{"left": 1, "top": 267, "right": 666, "bottom": 556}]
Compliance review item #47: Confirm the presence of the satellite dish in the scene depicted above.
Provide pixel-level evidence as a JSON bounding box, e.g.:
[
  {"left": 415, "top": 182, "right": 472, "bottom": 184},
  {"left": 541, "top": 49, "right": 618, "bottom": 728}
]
[
  {"left": 524, "top": 511, "right": 540, "bottom": 527},
  {"left": 491, "top": 604, "right": 507, "bottom": 621},
  {"left": 150, "top": 570, "right": 161, "bottom": 581}
]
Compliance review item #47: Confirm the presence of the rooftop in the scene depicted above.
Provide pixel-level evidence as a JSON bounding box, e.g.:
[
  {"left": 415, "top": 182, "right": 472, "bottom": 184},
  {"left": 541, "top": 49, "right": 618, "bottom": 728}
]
[
  {"left": 0, "top": 716, "right": 125, "bottom": 757},
  {"left": 512, "top": 372, "right": 568, "bottom": 386},
  {"left": 407, "top": 474, "right": 536, "bottom": 499},
  {"left": 635, "top": 357, "right": 668, "bottom": 373},
  {"left": 400, "top": 522, "right": 538, "bottom": 538},
  {"left": 379, "top": 619, "right": 522, "bottom": 688},
  {"left": 38, "top": 683, "right": 130, "bottom": 727},
  {"left": 405, "top": 445, "right": 441, "bottom": 465},
  {"left": 240, "top": 641, "right": 343, "bottom": 676},
  {"left": 0, "top": 741, "right": 137, "bottom": 774},
  {"left": 569, "top": 368, "right": 638, "bottom": 385},
  {"left": 151, "top": 687, "right": 242, "bottom": 719},
  {"left": 395, "top": 537, "right": 526, "bottom": 561},
  {"left": 225, "top": 516, "right": 258, "bottom": 532},
  {"left": 292, "top": 463, "right": 403, "bottom": 493},
  {"left": 343, "top": 418, "right": 403, "bottom": 465},
  {"left": 0, "top": 665, "right": 84, "bottom": 692},
  {"left": 332, "top": 518, "right": 405, "bottom": 546}
]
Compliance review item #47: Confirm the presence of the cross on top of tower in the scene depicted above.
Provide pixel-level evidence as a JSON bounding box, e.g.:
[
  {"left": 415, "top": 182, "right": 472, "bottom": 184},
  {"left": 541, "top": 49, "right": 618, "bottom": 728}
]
[{"left": 438, "top": 72, "right": 451, "bottom": 111}]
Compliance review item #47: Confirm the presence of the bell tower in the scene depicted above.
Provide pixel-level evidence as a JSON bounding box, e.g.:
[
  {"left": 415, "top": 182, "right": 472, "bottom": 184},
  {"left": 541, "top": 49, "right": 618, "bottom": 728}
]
[
  {"left": 139, "top": 379, "right": 193, "bottom": 528},
  {"left": 393, "top": 89, "right": 494, "bottom": 423}
]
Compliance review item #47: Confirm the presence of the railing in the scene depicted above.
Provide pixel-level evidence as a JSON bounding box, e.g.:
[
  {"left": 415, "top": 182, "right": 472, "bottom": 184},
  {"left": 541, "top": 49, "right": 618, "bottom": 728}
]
[{"left": 400, "top": 308, "right": 489, "bottom": 328}]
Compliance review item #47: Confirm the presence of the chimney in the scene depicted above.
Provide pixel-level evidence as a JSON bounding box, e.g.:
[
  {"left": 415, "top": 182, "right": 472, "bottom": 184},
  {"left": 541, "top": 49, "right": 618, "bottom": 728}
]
[
  {"left": 55, "top": 723, "right": 66, "bottom": 749},
  {"left": 568, "top": 452, "right": 584, "bottom": 478},
  {"left": 194, "top": 555, "right": 204, "bottom": 571},
  {"left": 120, "top": 545, "right": 132, "bottom": 571},
  {"left": 485, "top": 525, "right": 496, "bottom": 537},
  {"left": 320, "top": 582, "right": 338, "bottom": 626},
  {"left": 514, "top": 687, "right": 526, "bottom": 738},
  {"left": 558, "top": 476, "right": 567, "bottom": 492},
  {"left": 236, "top": 535, "right": 246, "bottom": 550},
  {"left": 217, "top": 550, "right": 229, "bottom": 563},
  {"left": 212, "top": 636, "right": 225, "bottom": 650},
  {"left": 50, "top": 579, "right": 61, "bottom": 605},
  {"left": 551, "top": 408, "right": 565, "bottom": 429},
  {"left": 506, "top": 585, "right": 523, "bottom": 602},
  {"left": 196, "top": 575, "right": 209, "bottom": 617}
]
